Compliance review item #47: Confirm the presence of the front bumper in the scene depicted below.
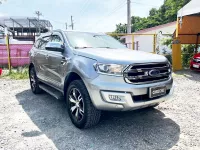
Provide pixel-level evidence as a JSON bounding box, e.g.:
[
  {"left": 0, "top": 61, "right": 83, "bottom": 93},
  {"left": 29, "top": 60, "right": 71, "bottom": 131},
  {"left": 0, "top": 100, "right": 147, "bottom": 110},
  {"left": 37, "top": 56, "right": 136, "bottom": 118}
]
[
  {"left": 190, "top": 61, "right": 200, "bottom": 71},
  {"left": 84, "top": 74, "right": 174, "bottom": 111}
]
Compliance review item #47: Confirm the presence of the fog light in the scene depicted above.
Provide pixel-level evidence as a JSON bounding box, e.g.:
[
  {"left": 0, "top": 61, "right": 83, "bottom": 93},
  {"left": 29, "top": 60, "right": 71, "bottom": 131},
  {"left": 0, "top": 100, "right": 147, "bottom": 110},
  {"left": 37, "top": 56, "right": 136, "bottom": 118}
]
[
  {"left": 101, "top": 91, "right": 131, "bottom": 104},
  {"left": 108, "top": 95, "right": 123, "bottom": 101}
]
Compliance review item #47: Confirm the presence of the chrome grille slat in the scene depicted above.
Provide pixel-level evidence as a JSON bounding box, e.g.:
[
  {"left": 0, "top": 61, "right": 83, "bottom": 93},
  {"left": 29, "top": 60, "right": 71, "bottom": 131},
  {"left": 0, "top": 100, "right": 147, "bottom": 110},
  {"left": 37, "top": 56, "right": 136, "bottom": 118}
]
[
  {"left": 126, "top": 67, "right": 169, "bottom": 73},
  {"left": 123, "top": 63, "right": 170, "bottom": 84},
  {"left": 127, "top": 73, "right": 169, "bottom": 80},
  {"left": 137, "top": 66, "right": 169, "bottom": 70}
]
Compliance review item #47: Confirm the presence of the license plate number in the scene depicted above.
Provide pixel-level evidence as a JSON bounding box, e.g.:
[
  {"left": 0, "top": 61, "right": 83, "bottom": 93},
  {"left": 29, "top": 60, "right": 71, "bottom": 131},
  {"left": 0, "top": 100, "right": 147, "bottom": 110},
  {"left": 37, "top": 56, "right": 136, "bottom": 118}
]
[
  {"left": 149, "top": 86, "right": 166, "bottom": 98},
  {"left": 193, "top": 64, "right": 199, "bottom": 68}
]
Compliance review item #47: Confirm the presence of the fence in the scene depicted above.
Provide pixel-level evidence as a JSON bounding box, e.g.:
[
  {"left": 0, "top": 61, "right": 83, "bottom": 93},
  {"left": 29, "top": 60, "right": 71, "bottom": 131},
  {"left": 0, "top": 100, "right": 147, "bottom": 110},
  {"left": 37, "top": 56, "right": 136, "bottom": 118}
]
[
  {"left": 0, "top": 35, "right": 33, "bottom": 73},
  {"left": 0, "top": 44, "right": 32, "bottom": 67},
  {"left": 107, "top": 33, "right": 158, "bottom": 53}
]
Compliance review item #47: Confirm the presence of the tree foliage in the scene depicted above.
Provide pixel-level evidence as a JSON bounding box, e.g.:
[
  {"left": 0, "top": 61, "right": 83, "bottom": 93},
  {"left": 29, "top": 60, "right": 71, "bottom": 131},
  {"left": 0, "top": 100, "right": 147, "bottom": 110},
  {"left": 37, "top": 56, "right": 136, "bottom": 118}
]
[{"left": 115, "top": 0, "right": 191, "bottom": 33}]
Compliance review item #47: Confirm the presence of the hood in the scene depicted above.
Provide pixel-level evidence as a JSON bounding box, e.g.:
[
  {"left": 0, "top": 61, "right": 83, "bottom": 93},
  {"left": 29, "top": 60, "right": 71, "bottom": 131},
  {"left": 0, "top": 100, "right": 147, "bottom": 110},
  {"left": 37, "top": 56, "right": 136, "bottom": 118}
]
[
  {"left": 193, "top": 53, "right": 200, "bottom": 59},
  {"left": 75, "top": 48, "right": 167, "bottom": 65}
]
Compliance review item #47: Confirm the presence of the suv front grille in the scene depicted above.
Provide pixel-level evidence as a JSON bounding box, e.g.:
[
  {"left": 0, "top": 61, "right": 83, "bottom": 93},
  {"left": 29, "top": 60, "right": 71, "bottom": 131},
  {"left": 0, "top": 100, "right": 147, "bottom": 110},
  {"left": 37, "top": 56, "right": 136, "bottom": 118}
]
[{"left": 123, "top": 63, "right": 171, "bottom": 84}]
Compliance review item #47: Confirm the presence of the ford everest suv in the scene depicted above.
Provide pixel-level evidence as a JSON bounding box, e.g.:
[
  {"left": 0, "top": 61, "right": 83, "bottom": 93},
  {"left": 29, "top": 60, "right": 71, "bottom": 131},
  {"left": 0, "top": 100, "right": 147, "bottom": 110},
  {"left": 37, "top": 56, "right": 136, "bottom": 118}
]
[{"left": 29, "top": 30, "right": 174, "bottom": 129}]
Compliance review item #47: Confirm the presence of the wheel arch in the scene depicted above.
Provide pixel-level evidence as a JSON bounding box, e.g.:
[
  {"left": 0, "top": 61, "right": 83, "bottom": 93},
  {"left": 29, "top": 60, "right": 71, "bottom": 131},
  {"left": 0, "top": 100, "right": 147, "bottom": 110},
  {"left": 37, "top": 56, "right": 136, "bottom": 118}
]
[
  {"left": 29, "top": 63, "right": 34, "bottom": 72},
  {"left": 64, "top": 72, "right": 84, "bottom": 98}
]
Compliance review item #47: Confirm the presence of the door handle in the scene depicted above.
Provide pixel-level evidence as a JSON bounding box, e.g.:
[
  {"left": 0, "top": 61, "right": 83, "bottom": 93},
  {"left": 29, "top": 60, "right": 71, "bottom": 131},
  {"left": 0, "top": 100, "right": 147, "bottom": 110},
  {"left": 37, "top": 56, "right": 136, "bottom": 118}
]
[
  {"left": 61, "top": 57, "right": 70, "bottom": 64},
  {"left": 61, "top": 59, "right": 67, "bottom": 64}
]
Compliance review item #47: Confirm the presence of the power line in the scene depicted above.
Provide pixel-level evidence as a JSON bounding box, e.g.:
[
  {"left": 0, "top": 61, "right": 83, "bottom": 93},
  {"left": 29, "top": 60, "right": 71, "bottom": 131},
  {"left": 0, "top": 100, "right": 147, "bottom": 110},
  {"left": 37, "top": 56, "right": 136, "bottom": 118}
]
[
  {"left": 86, "top": 0, "right": 127, "bottom": 30},
  {"left": 95, "top": 4, "right": 127, "bottom": 31},
  {"left": 78, "top": 0, "right": 92, "bottom": 17},
  {"left": 81, "top": 0, "right": 92, "bottom": 15},
  {"left": 76, "top": 0, "right": 92, "bottom": 24},
  {"left": 131, "top": 1, "right": 159, "bottom": 7}
]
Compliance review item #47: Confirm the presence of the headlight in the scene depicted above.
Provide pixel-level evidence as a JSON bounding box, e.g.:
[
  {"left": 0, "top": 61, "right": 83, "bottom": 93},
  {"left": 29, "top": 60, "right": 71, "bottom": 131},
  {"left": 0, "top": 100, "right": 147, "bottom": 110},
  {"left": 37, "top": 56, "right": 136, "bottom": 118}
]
[
  {"left": 94, "top": 63, "right": 125, "bottom": 76},
  {"left": 167, "top": 62, "right": 172, "bottom": 74}
]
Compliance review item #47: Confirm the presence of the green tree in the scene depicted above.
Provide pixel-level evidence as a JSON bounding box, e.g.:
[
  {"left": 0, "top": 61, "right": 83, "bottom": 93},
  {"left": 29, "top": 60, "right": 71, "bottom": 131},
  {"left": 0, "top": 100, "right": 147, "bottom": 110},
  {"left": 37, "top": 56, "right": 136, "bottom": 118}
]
[
  {"left": 115, "top": 23, "right": 127, "bottom": 33},
  {"left": 162, "top": 38, "right": 196, "bottom": 67},
  {"left": 149, "top": 8, "right": 157, "bottom": 16},
  {"left": 115, "top": 0, "right": 191, "bottom": 33},
  {"left": 182, "top": 45, "right": 195, "bottom": 68}
]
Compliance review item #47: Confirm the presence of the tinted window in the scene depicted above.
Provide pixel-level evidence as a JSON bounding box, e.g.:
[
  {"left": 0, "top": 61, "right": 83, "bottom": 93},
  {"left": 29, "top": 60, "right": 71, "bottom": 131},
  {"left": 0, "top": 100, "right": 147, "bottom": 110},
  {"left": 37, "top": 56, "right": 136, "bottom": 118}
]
[
  {"left": 51, "top": 35, "right": 62, "bottom": 43},
  {"left": 38, "top": 36, "right": 51, "bottom": 50}
]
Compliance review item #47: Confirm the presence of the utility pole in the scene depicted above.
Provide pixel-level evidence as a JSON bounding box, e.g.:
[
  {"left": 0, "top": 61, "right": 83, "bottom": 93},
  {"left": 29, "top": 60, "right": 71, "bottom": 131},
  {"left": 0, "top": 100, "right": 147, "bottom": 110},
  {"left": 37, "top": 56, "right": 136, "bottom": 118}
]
[
  {"left": 65, "top": 23, "right": 68, "bottom": 30},
  {"left": 127, "top": 0, "right": 131, "bottom": 34},
  {"left": 35, "top": 11, "right": 42, "bottom": 35},
  {"left": 69, "top": 15, "right": 74, "bottom": 30}
]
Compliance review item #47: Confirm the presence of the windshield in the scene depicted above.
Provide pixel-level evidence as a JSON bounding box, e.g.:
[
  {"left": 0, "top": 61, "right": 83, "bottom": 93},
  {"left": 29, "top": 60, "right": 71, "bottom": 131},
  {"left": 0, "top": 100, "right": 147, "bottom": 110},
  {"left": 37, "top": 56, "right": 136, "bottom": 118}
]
[{"left": 65, "top": 31, "right": 126, "bottom": 49}]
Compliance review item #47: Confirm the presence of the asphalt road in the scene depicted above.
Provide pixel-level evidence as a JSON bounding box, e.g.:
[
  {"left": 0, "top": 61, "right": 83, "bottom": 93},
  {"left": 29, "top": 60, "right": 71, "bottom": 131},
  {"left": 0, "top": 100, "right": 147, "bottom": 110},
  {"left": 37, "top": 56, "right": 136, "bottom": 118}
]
[{"left": 0, "top": 70, "right": 200, "bottom": 150}]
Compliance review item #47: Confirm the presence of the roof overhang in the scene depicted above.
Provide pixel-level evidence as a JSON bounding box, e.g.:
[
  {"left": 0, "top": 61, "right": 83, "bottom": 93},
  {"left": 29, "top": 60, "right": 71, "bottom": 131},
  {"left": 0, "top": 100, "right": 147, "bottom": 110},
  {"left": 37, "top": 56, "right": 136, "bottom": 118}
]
[
  {"left": 175, "top": 16, "right": 200, "bottom": 44},
  {"left": 178, "top": 0, "right": 200, "bottom": 17},
  {"left": 175, "top": 0, "right": 200, "bottom": 44}
]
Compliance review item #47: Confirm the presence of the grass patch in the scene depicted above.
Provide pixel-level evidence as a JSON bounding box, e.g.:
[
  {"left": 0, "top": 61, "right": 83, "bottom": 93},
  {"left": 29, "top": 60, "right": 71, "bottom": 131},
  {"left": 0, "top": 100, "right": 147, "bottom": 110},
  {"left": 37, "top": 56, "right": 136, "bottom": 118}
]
[{"left": 0, "top": 68, "right": 29, "bottom": 80}]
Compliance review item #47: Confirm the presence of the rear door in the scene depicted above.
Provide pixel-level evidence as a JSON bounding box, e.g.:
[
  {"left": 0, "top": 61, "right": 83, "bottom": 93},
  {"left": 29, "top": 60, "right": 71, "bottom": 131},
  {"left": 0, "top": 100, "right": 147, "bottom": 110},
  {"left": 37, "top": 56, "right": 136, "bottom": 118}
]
[
  {"left": 46, "top": 32, "right": 66, "bottom": 88},
  {"left": 32, "top": 39, "right": 42, "bottom": 74},
  {"left": 34, "top": 36, "right": 51, "bottom": 82}
]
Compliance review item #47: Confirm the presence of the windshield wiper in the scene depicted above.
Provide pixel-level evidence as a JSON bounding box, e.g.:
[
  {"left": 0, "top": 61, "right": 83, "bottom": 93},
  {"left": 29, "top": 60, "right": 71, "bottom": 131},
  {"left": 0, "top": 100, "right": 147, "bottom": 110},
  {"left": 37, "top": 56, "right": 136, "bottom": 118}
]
[{"left": 74, "top": 46, "right": 93, "bottom": 49}]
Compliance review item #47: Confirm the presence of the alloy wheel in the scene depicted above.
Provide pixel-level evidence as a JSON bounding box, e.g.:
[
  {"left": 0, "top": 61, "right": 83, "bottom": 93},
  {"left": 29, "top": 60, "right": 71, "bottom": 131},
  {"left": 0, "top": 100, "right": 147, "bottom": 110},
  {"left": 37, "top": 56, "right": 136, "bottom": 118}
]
[
  {"left": 69, "top": 88, "right": 84, "bottom": 122},
  {"left": 30, "top": 70, "right": 36, "bottom": 91}
]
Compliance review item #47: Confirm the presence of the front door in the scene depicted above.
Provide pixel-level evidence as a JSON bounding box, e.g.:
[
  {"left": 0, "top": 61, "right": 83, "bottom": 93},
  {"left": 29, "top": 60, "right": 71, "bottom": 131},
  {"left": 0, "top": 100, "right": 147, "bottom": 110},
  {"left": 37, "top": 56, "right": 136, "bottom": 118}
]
[
  {"left": 34, "top": 36, "right": 51, "bottom": 82},
  {"left": 46, "top": 32, "right": 67, "bottom": 88}
]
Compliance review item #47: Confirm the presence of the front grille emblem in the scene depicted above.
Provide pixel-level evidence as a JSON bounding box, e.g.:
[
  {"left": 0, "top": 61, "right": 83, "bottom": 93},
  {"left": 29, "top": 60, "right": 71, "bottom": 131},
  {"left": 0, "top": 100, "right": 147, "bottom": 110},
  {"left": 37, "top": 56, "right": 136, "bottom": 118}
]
[{"left": 149, "top": 69, "right": 160, "bottom": 77}]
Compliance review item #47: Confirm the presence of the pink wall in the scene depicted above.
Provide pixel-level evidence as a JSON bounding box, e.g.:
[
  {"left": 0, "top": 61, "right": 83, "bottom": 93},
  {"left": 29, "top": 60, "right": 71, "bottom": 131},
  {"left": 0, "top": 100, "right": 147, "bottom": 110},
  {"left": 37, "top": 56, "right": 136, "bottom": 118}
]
[{"left": 0, "top": 44, "right": 33, "bottom": 67}]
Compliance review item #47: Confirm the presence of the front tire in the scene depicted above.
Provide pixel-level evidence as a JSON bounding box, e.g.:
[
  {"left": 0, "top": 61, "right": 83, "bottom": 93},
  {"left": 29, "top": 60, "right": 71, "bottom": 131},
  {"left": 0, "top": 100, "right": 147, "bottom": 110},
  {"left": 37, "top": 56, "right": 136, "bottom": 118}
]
[
  {"left": 29, "top": 67, "right": 42, "bottom": 94},
  {"left": 66, "top": 80, "right": 101, "bottom": 129}
]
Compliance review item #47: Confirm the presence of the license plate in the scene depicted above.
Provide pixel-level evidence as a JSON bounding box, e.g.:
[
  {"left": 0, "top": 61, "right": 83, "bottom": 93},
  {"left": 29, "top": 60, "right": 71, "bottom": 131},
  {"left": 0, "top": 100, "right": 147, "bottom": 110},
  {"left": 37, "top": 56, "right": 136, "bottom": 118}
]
[
  {"left": 149, "top": 86, "right": 166, "bottom": 98},
  {"left": 193, "top": 64, "right": 199, "bottom": 68}
]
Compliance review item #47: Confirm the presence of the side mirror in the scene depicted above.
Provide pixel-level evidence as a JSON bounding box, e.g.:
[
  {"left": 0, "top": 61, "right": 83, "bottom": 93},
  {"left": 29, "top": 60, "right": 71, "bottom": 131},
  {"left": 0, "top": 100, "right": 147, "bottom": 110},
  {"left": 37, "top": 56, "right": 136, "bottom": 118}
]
[{"left": 45, "top": 42, "right": 65, "bottom": 53}]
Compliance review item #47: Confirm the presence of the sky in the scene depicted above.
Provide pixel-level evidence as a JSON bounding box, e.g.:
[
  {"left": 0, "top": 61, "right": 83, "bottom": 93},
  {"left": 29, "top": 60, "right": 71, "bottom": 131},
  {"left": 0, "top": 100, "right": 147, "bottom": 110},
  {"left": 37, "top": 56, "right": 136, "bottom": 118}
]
[{"left": 0, "top": 0, "right": 164, "bottom": 32}]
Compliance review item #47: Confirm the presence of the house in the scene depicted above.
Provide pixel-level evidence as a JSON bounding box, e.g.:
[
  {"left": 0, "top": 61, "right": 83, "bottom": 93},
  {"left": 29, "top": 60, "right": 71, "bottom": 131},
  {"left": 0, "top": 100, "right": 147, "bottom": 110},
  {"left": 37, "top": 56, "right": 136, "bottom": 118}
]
[{"left": 121, "top": 21, "right": 176, "bottom": 54}]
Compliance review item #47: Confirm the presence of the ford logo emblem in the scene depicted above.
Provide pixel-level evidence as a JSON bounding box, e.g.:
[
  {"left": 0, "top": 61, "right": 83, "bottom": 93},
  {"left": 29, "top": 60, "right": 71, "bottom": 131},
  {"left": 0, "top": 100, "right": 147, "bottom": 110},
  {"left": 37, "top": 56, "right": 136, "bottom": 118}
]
[{"left": 149, "top": 69, "right": 160, "bottom": 77}]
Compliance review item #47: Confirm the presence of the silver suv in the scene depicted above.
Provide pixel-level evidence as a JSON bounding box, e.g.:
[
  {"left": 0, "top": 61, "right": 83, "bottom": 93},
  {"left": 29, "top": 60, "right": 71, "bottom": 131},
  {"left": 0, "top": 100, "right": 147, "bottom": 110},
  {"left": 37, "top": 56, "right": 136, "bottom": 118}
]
[{"left": 29, "top": 30, "right": 174, "bottom": 128}]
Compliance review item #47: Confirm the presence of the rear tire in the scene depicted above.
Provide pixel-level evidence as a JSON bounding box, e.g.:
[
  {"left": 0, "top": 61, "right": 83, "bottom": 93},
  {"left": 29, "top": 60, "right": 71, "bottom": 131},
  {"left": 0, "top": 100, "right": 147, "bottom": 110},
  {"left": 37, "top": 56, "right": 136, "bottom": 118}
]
[
  {"left": 66, "top": 80, "right": 101, "bottom": 129},
  {"left": 29, "top": 67, "right": 42, "bottom": 94}
]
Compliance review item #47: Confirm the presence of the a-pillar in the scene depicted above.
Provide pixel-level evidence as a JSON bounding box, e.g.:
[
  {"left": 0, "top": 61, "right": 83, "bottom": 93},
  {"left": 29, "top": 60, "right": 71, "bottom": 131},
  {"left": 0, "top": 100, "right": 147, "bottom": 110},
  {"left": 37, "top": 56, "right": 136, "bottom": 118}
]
[{"left": 172, "top": 39, "right": 182, "bottom": 71}]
